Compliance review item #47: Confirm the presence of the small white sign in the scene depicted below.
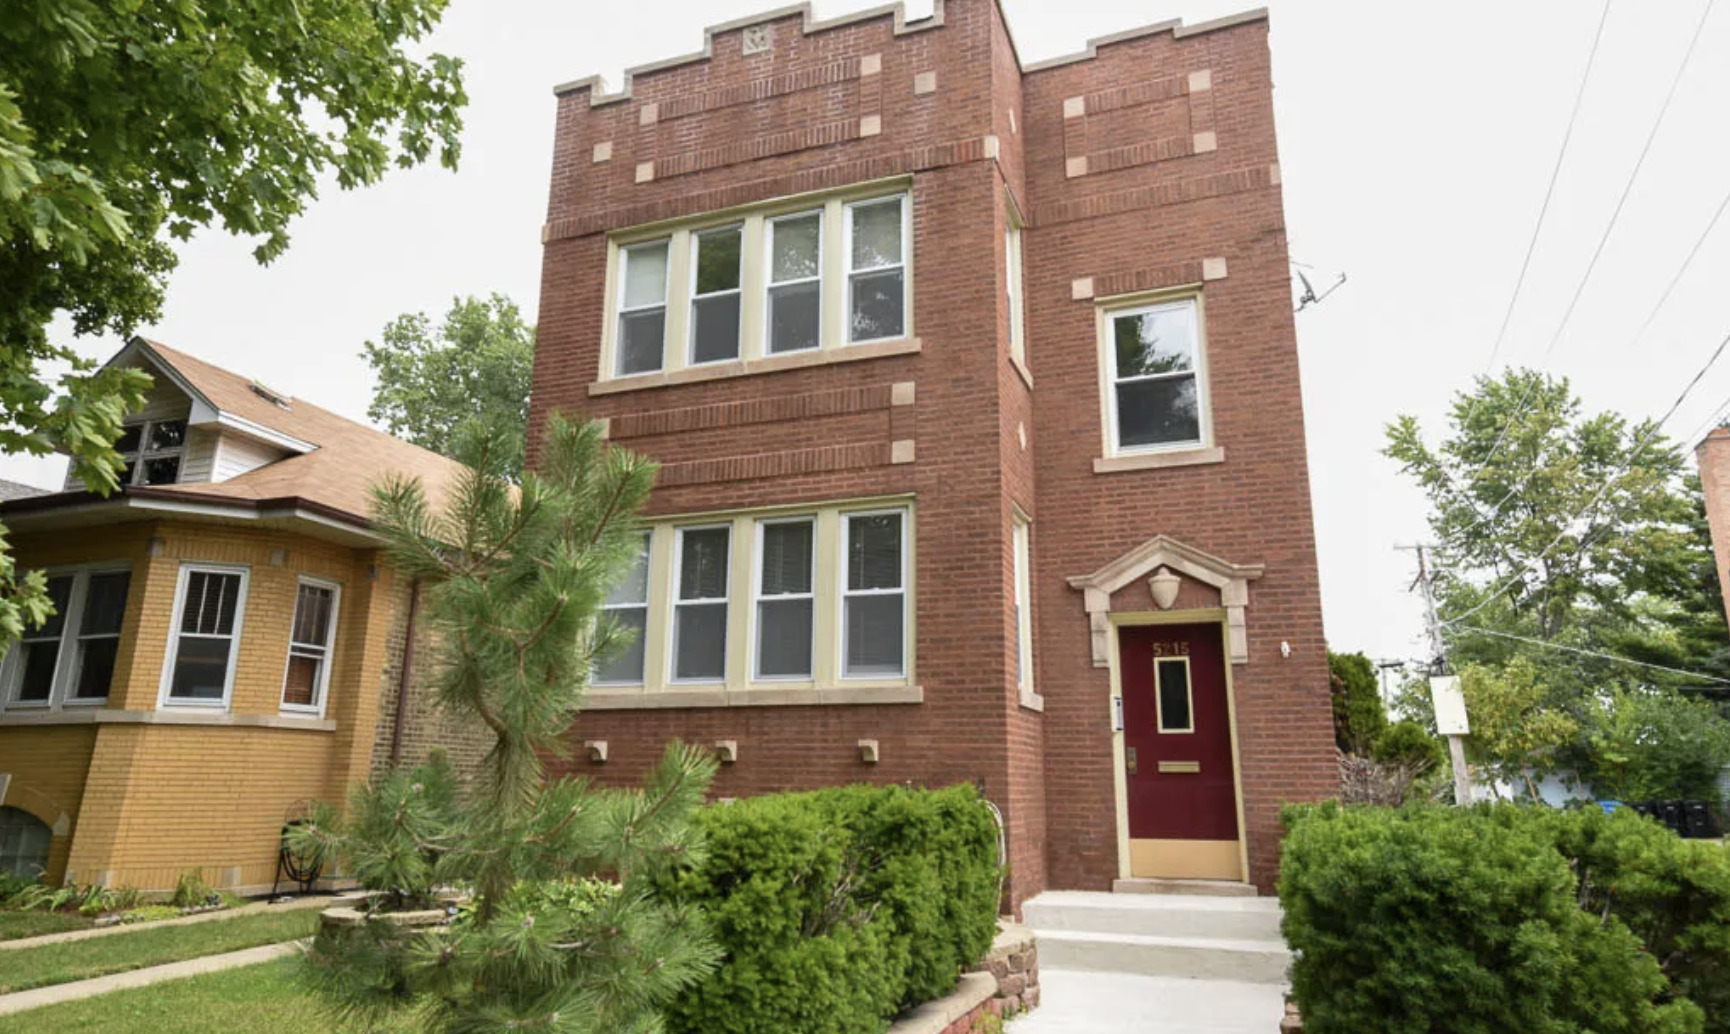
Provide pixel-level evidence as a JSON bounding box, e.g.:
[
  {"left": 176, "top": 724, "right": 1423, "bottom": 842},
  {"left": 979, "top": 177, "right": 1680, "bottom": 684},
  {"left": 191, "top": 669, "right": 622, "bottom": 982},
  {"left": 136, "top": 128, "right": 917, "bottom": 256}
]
[{"left": 1431, "top": 675, "right": 1470, "bottom": 736}]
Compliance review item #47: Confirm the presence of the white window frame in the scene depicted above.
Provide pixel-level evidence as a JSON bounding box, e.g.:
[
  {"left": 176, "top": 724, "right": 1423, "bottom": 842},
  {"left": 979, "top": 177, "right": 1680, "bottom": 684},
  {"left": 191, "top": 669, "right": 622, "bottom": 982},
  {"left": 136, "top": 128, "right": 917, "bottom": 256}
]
[
  {"left": 279, "top": 576, "right": 341, "bottom": 717},
  {"left": 1102, "top": 295, "right": 1212, "bottom": 457},
  {"left": 1154, "top": 655, "right": 1196, "bottom": 734},
  {"left": 840, "top": 507, "right": 909, "bottom": 680},
  {"left": 751, "top": 516, "right": 817, "bottom": 682},
  {"left": 670, "top": 524, "right": 731, "bottom": 685},
  {"left": 595, "top": 531, "right": 651, "bottom": 687},
  {"left": 1012, "top": 515, "right": 1033, "bottom": 692},
  {"left": 616, "top": 239, "right": 671, "bottom": 377},
  {"left": 688, "top": 223, "right": 745, "bottom": 366},
  {"left": 158, "top": 562, "right": 250, "bottom": 711},
  {"left": 118, "top": 418, "right": 188, "bottom": 487},
  {"left": 764, "top": 209, "right": 825, "bottom": 356},
  {"left": 1006, "top": 218, "right": 1027, "bottom": 364},
  {"left": 843, "top": 194, "right": 911, "bottom": 346},
  {"left": 0, "top": 564, "right": 132, "bottom": 712}
]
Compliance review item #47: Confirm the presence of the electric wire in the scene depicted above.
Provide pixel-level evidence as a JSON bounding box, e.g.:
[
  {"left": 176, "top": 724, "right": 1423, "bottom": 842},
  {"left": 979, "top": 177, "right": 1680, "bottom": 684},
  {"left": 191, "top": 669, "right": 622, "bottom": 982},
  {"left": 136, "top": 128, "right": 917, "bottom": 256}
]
[{"left": 1447, "top": 624, "right": 1730, "bottom": 685}]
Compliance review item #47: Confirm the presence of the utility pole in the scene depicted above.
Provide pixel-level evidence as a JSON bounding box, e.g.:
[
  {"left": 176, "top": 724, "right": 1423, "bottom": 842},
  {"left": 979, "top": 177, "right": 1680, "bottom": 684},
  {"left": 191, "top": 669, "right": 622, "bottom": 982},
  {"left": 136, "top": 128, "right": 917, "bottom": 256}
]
[{"left": 1397, "top": 544, "right": 1474, "bottom": 806}]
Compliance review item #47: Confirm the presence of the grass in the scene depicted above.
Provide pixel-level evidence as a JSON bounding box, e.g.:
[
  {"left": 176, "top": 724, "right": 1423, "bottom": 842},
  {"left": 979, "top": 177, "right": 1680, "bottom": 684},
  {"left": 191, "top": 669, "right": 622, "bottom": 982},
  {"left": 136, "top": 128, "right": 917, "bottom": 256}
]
[
  {"left": 0, "top": 908, "right": 320, "bottom": 995},
  {"left": 0, "top": 911, "right": 91, "bottom": 943},
  {"left": 0, "top": 957, "right": 415, "bottom": 1034}
]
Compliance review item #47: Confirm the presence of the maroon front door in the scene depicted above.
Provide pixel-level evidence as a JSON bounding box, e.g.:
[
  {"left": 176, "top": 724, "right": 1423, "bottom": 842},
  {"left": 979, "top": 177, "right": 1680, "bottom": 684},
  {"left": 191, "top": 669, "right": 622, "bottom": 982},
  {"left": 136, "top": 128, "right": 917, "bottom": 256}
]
[{"left": 1119, "top": 622, "right": 1241, "bottom": 879}]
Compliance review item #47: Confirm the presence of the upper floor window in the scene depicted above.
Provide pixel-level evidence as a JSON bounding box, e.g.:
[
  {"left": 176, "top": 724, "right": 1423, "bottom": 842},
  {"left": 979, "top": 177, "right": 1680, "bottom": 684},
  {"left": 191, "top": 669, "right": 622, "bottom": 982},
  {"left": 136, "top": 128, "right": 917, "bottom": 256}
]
[
  {"left": 690, "top": 225, "right": 743, "bottom": 364},
  {"left": 595, "top": 533, "right": 650, "bottom": 685},
  {"left": 1, "top": 566, "right": 131, "bottom": 709},
  {"left": 161, "top": 564, "right": 248, "bottom": 708},
  {"left": 602, "top": 186, "right": 912, "bottom": 382},
  {"left": 617, "top": 240, "right": 670, "bottom": 376},
  {"left": 282, "top": 578, "right": 340, "bottom": 714},
  {"left": 116, "top": 419, "right": 187, "bottom": 486},
  {"left": 1105, "top": 297, "right": 1210, "bottom": 454},
  {"left": 846, "top": 196, "right": 907, "bottom": 343}
]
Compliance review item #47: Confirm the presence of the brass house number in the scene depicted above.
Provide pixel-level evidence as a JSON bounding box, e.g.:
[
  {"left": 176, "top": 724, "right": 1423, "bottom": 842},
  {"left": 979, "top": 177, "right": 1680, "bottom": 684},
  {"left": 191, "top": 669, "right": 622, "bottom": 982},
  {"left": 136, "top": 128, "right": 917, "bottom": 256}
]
[{"left": 1150, "top": 642, "right": 1190, "bottom": 657}]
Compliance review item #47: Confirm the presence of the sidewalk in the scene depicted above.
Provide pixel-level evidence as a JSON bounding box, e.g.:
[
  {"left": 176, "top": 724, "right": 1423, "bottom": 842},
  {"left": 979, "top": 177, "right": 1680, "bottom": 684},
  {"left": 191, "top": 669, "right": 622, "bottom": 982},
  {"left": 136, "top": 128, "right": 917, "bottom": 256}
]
[
  {"left": 1009, "top": 969, "right": 1285, "bottom": 1034},
  {"left": 0, "top": 895, "right": 332, "bottom": 952},
  {"left": 0, "top": 940, "right": 305, "bottom": 1016}
]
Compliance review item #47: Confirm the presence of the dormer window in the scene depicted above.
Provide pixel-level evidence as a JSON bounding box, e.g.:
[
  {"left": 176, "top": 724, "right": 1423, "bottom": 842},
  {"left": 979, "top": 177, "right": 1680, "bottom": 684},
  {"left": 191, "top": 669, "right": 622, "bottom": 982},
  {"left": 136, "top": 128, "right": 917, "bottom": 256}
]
[{"left": 116, "top": 419, "right": 187, "bottom": 486}]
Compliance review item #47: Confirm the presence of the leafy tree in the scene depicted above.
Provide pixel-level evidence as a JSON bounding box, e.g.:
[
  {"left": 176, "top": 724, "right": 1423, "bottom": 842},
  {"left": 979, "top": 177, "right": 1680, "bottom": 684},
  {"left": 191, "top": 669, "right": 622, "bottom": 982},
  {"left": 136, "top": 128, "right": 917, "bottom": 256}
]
[
  {"left": 1581, "top": 686, "right": 1730, "bottom": 802},
  {"left": 1457, "top": 658, "right": 1581, "bottom": 802},
  {"left": 0, "top": 0, "right": 466, "bottom": 645},
  {"left": 292, "top": 415, "right": 722, "bottom": 1032},
  {"left": 1387, "top": 369, "right": 1693, "bottom": 648},
  {"left": 364, "top": 294, "right": 534, "bottom": 479},
  {"left": 1327, "top": 650, "right": 1387, "bottom": 754}
]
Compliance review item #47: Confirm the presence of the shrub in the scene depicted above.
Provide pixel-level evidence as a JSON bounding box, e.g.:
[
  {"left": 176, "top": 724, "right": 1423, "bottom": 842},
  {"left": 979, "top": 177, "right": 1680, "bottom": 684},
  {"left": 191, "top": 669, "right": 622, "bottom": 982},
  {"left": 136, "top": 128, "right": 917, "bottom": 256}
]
[
  {"left": 1280, "top": 803, "right": 1704, "bottom": 1034},
  {"left": 1372, "top": 719, "right": 1445, "bottom": 772},
  {"left": 170, "top": 869, "right": 218, "bottom": 909},
  {"left": 658, "top": 783, "right": 1001, "bottom": 1034}
]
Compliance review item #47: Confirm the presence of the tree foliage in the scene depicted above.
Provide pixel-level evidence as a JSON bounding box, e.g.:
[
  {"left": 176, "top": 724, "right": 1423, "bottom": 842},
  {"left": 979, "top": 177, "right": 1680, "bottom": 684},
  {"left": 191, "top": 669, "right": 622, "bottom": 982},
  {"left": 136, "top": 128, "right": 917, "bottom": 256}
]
[
  {"left": 0, "top": 0, "right": 466, "bottom": 646},
  {"left": 364, "top": 294, "right": 534, "bottom": 479},
  {"left": 1328, "top": 650, "right": 1388, "bottom": 754},
  {"left": 291, "top": 415, "right": 722, "bottom": 1033},
  {"left": 1457, "top": 658, "right": 1581, "bottom": 802}
]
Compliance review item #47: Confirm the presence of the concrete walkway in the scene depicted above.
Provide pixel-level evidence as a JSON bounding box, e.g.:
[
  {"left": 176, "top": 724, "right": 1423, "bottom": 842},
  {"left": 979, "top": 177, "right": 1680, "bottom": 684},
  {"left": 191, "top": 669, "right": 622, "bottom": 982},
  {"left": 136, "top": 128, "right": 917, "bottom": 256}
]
[
  {"left": 0, "top": 940, "right": 305, "bottom": 1016},
  {"left": 0, "top": 895, "right": 333, "bottom": 951},
  {"left": 1009, "top": 969, "right": 1285, "bottom": 1034}
]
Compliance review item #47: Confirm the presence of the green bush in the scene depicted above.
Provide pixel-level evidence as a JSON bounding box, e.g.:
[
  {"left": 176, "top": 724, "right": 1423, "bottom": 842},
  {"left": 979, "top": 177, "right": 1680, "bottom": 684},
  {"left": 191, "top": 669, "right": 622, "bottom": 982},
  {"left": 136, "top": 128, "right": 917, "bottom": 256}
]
[
  {"left": 1280, "top": 803, "right": 1705, "bottom": 1034},
  {"left": 1371, "top": 720, "right": 1444, "bottom": 772},
  {"left": 658, "top": 783, "right": 1001, "bottom": 1034}
]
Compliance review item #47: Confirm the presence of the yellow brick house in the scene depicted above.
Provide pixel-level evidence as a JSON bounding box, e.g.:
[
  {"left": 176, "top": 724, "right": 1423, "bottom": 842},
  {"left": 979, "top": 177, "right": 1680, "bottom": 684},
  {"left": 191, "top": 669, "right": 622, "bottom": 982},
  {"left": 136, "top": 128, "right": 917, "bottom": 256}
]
[{"left": 0, "top": 339, "right": 477, "bottom": 892}]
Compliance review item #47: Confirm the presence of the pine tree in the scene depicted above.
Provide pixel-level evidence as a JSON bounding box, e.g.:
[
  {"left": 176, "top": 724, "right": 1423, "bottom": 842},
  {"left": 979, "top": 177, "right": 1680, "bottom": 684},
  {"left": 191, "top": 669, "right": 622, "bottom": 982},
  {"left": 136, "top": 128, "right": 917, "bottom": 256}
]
[{"left": 291, "top": 414, "right": 721, "bottom": 1034}]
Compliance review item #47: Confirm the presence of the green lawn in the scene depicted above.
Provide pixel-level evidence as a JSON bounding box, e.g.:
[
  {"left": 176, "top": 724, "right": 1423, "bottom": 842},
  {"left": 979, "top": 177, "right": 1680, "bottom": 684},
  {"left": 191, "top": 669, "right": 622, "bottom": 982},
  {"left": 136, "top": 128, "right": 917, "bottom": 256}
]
[
  {"left": 0, "top": 957, "right": 413, "bottom": 1034},
  {"left": 0, "top": 908, "right": 320, "bottom": 994},
  {"left": 0, "top": 911, "right": 91, "bottom": 943}
]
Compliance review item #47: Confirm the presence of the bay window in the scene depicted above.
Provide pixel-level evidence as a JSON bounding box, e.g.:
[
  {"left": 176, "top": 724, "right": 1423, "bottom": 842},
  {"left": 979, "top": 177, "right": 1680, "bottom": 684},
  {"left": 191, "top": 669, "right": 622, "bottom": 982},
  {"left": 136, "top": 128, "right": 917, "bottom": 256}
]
[
  {"left": 2, "top": 567, "right": 131, "bottom": 710},
  {"left": 162, "top": 565, "right": 248, "bottom": 706}
]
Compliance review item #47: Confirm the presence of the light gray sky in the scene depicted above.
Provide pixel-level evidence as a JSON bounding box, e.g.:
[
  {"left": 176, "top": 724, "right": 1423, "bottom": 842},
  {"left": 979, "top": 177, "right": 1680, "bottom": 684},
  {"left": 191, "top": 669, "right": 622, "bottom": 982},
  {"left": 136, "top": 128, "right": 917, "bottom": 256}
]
[{"left": 10, "top": 0, "right": 1730, "bottom": 668}]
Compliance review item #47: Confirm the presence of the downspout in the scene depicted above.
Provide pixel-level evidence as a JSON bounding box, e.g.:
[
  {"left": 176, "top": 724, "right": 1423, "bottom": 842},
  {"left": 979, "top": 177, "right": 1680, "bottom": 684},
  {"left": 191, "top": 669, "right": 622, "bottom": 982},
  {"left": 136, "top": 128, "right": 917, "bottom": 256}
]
[{"left": 388, "top": 578, "right": 423, "bottom": 767}]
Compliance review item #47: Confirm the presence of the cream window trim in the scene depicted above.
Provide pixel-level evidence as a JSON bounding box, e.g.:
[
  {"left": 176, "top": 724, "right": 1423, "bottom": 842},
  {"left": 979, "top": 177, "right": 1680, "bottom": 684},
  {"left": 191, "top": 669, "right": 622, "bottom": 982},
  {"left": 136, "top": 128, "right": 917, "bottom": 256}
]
[
  {"left": 840, "top": 508, "right": 910, "bottom": 680},
  {"left": 1096, "top": 290, "right": 1215, "bottom": 462},
  {"left": 614, "top": 239, "right": 672, "bottom": 378},
  {"left": 764, "top": 208, "right": 825, "bottom": 357},
  {"left": 1006, "top": 221, "right": 1027, "bottom": 365},
  {"left": 687, "top": 223, "right": 745, "bottom": 367},
  {"left": 597, "top": 181, "right": 913, "bottom": 386},
  {"left": 594, "top": 531, "right": 651, "bottom": 687},
  {"left": 607, "top": 500, "right": 915, "bottom": 699},
  {"left": 158, "top": 563, "right": 250, "bottom": 712},
  {"left": 843, "top": 194, "right": 911, "bottom": 346},
  {"left": 0, "top": 563, "right": 132, "bottom": 713},
  {"left": 1154, "top": 655, "right": 1197, "bottom": 734},
  {"left": 670, "top": 523, "right": 732, "bottom": 685},
  {"left": 751, "top": 516, "right": 817, "bottom": 683},
  {"left": 279, "top": 576, "right": 341, "bottom": 718},
  {"left": 1012, "top": 514, "right": 1034, "bottom": 693}
]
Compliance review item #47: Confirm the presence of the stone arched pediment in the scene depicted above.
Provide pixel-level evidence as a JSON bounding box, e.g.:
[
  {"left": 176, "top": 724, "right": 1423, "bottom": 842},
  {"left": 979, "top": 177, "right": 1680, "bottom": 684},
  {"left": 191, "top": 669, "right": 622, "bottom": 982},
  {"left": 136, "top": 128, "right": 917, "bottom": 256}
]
[{"left": 1067, "top": 535, "right": 1264, "bottom": 667}]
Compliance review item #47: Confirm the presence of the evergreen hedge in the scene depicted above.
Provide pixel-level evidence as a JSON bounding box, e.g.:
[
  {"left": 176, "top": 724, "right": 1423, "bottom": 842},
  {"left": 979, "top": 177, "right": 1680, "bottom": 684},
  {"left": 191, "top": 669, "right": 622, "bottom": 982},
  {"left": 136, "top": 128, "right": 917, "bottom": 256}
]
[
  {"left": 1281, "top": 803, "right": 1730, "bottom": 1034},
  {"left": 657, "top": 783, "right": 1002, "bottom": 1034}
]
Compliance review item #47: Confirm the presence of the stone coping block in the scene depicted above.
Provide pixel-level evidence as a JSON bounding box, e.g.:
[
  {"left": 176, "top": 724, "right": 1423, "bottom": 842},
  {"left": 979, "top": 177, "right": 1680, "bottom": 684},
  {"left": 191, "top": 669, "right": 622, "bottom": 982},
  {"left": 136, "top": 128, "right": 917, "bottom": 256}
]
[{"left": 888, "top": 972, "right": 997, "bottom": 1034}]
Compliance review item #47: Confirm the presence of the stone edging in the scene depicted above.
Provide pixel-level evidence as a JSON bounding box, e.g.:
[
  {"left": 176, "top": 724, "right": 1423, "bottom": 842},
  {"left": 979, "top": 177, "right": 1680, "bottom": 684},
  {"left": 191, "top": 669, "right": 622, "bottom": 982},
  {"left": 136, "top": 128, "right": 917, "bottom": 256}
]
[
  {"left": 886, "top": 920, "right": 1041, "bottom": 1034},
  {"left": 888, "top": 972, "right": 998, "bottom": 1034},
  {"left": 0, "top": 895, "right": 335, "bottom": 952}
]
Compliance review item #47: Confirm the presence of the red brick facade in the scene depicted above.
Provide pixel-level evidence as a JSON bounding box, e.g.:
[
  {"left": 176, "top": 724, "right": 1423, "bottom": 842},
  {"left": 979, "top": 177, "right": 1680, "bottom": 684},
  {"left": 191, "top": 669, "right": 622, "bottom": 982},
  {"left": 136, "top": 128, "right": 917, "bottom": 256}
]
[{"left": 528, "top": 0, "right": 1334, "bottom": 904}]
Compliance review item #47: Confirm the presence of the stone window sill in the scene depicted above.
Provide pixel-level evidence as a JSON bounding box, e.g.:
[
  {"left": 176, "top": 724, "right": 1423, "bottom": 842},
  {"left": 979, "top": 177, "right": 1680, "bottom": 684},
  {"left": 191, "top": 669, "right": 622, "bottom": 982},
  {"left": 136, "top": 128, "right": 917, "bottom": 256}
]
[
  {"left": 0, "top": 709, "right": 337, "bottom": 732},
  {"left": 1008, "top": 352, "right": 1034, "bottom": 390},
  {"left": 584, "top": 684, "right": 923, "bottom": 710},
  {"left": 1093, "top": 446, "right": 1225, "bottom": 474},
  {"left": 589, "top": 337, "right": 921, "bottom": 396},
  {"left": 1019, "top": 688, "right": 1045, "bottom": 712}
]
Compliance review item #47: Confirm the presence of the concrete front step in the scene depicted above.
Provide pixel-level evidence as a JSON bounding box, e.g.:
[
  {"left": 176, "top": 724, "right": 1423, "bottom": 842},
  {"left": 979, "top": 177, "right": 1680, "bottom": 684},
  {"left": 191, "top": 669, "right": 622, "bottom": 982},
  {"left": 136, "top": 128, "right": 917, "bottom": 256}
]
[
  {"left": 1023, "top": 890, "right": 1283, "bottom": 943},
  {"left": 1111, "top": 878, "right": 1258, "bottom": 897},
  {"left": 1036, "top": 928, "right": 1291, "bottom": 984}
]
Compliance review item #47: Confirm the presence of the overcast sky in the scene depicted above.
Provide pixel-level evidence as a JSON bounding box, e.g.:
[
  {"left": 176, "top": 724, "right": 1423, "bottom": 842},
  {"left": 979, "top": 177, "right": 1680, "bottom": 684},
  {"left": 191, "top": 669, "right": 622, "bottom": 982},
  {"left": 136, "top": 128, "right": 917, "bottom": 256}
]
[{"left": 9, "top": 0, "right": 1730, "bottom": 668}]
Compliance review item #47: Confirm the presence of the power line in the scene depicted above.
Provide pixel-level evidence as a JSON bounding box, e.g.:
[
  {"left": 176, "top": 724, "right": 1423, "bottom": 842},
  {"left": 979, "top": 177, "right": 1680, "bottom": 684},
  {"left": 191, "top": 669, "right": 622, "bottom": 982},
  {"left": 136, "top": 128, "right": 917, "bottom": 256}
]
[
  {"left": 1443, "top": 323, "right": 1730, "bottom": 627},
  {"left": 1449, "top": 624, "right": 1730, "bottom": 686},
  {"left": 1473, "top": 0, "right": 1716, "bottom": 475}
]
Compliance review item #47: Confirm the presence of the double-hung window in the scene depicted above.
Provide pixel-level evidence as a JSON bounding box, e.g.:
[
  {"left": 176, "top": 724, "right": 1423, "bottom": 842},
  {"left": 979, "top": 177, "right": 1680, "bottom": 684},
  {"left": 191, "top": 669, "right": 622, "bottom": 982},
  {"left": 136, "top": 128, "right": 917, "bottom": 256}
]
[
  {"left": 842, "top": 511, "right": 907, "bottom": 678},
  {"left": 116, "top": 419, "right": 187, "bottom": 486},
  {"left": 846, "top": 196, "right": 907, "bottom": 343},
  {"left": 672, "top": 526, "right": 730, "bottom": 681},
  {"left": 755, "top": 518, "right": 815, "bottom": 679},
  {"left": 690, "top": 225, "right": 743, "bottom": 364},
  {"left": 767, "top": 211, "right": 823, "bottom": 354},
  {"left": 617, "top": 240, "right": 670, "bottom": 376},
  {"left": 163, "top": 565, "right": 248, "bottom": 706},
  {"left": 282, "top": 579, "right": 340, "bottom": 713},
  {"left": 12, "top": 576, "right": 73, "bottom": 704},
  {"left": 2, "top": 567, "right": 131, "bottom": 709},
  {"left": 1107, "top": 299, "right": 1206, "bottom": 453},
  {"left": 1012, "top": 517, "right": 1033, "bottom": 691},
  {"left": 596, "top": 533, "right": 650, "bottom": 685}
]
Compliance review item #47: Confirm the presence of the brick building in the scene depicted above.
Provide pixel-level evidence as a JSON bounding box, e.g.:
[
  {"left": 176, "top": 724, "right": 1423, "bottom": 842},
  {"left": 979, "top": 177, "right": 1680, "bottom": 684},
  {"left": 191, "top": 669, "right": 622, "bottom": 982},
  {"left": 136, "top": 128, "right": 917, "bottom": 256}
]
[{"left": 530, "top": 0, "right": 1334, "bottom": 903}]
